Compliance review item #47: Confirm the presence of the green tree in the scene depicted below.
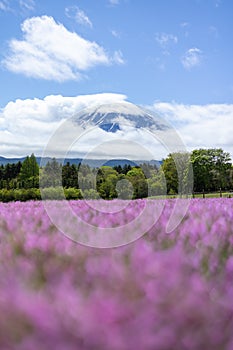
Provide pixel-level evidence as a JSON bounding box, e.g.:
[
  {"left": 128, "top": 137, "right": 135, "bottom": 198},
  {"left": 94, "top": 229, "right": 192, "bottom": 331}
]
[
  {"left": 161, "top": 155, "right": 178, "bottom": 194},
  {"left": 19, "top": 154, "right": 39, "bottom": 188},
  {"left": 191, "top": 148, "right": 231, "bottom": 192},
  {"left": 147, "top": 168, "right": 166, "bottom": 196},
  {"left": 162, "top": 152, "right": 192, "bottom": 195},
  {"left": 126, "top": 167, "right": 148, "bottom": 198},
  {"left": 62, "top": 162, "right": 79, "bottom": 188},
  {"left": 39, "top": 158, "right": 62, "bottom": 188},
  {"left": 96, "top": 166, "right": 118, "bottom": 199},
  {"left": 115, "top": 174, "right": 134, "bottom": 199}
]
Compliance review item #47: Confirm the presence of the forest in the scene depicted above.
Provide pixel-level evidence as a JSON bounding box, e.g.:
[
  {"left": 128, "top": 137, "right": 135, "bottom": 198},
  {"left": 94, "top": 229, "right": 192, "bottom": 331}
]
[{"left": 0, "top": 148, "right": 232, "bottom": 202}]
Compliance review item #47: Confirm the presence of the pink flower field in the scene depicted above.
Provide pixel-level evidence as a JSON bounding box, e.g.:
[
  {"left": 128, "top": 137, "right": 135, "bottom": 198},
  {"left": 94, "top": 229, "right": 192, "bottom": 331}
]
[{"left": 1, "top": 198, "right": 233, "bottom": 349}]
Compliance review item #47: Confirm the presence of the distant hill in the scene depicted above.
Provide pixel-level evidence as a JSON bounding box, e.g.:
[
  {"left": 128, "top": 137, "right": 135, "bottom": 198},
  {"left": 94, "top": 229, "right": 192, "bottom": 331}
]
[
  {"left": 0, "top": 156, "right": 27, "bottom": 165},
  {"left": 0, "top": 156, "right": 162, "bottom": 168}
]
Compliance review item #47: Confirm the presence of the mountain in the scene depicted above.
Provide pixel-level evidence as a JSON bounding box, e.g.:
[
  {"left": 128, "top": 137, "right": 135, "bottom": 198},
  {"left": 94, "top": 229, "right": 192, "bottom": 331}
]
[
  {"left": 72, "top": 101, "right": 169, "bottom": 133},
  {"left": 1, "top": 102, "right": 168, "bottom": 167},
  {"left": 0, "top": 156, "right": 27, "bottom": 165},
  {"left": 0, "top": 156, "right": 161, "bottom": 168}
]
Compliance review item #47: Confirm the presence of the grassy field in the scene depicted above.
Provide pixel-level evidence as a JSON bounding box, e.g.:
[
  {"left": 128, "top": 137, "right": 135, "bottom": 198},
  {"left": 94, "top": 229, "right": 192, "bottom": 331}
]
[{"left": 149, "top": 191, "right": 232, "bottom": 199}]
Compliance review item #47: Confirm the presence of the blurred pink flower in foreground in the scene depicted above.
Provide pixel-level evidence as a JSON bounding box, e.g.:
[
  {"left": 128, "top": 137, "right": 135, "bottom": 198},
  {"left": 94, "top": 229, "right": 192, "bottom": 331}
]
[{"left": 0, "top": 198, "right": 233, "bottom": 349}]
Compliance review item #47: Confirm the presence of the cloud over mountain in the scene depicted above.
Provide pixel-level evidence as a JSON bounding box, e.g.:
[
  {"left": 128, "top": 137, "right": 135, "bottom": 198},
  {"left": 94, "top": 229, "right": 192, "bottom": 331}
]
[
  {"left": 0, "top": 92, "right": 233, "bottom": 159},
  {"left": 0, "top": 93, "right": 127, "bottom": 157}
]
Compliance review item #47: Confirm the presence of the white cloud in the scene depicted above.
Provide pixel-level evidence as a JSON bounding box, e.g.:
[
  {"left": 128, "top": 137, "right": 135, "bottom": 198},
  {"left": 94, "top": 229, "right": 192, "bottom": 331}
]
[
  {"left": 155, "top": 33, "right": 178, "bottom": 57},
  {"left": 0, "top": 0, "right": 10, "bottom": 11},
  {"left": 19, "top": 0, "right": 35, "bottom": 11},
  {"left": 75, "top": 9, "right": 92, "bottom": 28},
  {"left": 0, "top": 93, "right": 128, "bottom": 157},
  {"left": 0, "top": 0, "right": 34, "bottom": 12},
  {"left": 155, "top": 33, "right": 178, "bottom": 48},
  {"left": 112, "top": 50, "right": 124, "bottom": 64},
  {"left": 180, "top": 22, "right": 189, "bottom": 38},
  {"left": 1, "top": 94, "right": 233, "bottom": 161},
  {"left": 65, "top": 6, "right": 92, "bottom": 28},
  {"left": 1, "top": 92, "right": 232, "bottom": 160},
  {"left": 111, "top": 30, "right": 120, "bottom": 38},
  {"left": 151, "top": 102, "right": 233, "bottom": 160},
  {"left": 2, "top": 16, "right": 123, "bottom": 82},
  {"left": 0, "top": 92, "right": 174, "bottom": 160},
  {"left": 181, "top": 48, "right": 202, "bottom": 69}
]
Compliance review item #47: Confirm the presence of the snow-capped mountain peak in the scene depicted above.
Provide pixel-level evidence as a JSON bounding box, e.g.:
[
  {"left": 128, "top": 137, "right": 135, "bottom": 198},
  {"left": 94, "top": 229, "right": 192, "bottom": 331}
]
[{"left": 72, "top": 102, "right": 169, "bottom": 133}]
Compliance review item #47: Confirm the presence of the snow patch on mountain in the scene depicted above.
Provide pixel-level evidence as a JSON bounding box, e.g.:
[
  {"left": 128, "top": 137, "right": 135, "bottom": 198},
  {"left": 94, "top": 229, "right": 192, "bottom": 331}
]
[{"left": 72, "top": 102, "right": 169, "bottom": 133}]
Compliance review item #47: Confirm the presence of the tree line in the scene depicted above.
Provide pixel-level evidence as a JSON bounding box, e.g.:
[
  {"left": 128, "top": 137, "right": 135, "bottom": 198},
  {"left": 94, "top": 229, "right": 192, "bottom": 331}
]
[
  {"left": 0, "top": 149, "right": 232, "bottom": 201},
  {"left": 162, "top": 148, "right": 233, "bottom": 194}
]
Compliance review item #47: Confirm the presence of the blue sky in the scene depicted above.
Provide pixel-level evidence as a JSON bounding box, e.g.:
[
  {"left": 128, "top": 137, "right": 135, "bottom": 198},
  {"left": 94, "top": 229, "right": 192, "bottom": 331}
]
[{"left": 0, "top": 0, "right": 233, "bottom": 158}]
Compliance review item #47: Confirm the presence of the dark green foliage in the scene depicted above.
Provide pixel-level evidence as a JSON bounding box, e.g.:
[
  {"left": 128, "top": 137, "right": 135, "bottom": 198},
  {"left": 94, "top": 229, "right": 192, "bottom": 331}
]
[
  {"left": 191, "top": 148, "right": 232, "bottom": 192},
  {"left": 0, "top": 188, "right": 41, "bottom": 202},
  {"left": 96, "top": 166, "right": 118, "bottom": 199},
  {"left": 126, "top": 167, "right": 148, "bottom": 198},
  {"left": 19, "top": 154, "right": 39, "bottom": 189},
  {"left": 0, "top": 161, "right": 22, "bottom": 189},
  {"left": 113, "top": 164, "right": 132, "bottom": 174},
  {"left": 162, "top": 149, "right": 232, "bottom": 194},
  {"left": 161, "top": 155, "right": 179, "bottom": 194},
  {"left": 77, "top": 164, "right": 95, "bottom": 191},
  {"left": 62, "top": 163, "right": 79, "bottom": 188},
  {"left": 82, "top": 189, "right": 99, "bottom": 199},
  {"left": 64, "top": 187, "right": 82, "bottom": 200},
  {"left": 39, "top": 158, "right": 62, "bottom": 188},
  {"left": 0, "top": 149, "right": 232, "bottom": 201}
]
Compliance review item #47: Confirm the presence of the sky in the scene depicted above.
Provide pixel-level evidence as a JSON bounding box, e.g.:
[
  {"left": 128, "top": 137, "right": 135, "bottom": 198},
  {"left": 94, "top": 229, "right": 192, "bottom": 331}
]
[{"left": 0, "top": 0, "right": 233, "bottom": 159}]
